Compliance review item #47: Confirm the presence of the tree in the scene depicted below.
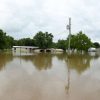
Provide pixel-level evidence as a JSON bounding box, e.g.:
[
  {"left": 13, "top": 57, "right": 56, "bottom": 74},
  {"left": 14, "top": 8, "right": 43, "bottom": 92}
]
[
  {"left": 57, "top": 39, "right": 67, "bottom": 51},
  {"left": 14, "top": 38, "right": 35, "bottom": 46},
  {"left": 75, "top": 31, "right": 92, "bottom": 51},
  {"left": 66, "top": 31, "right": 92, "bottom": 52},
  {"left": 52, "top": 42, "right": 57, "bottom": 48},
  {"left": 5, "top": 35, "right": 14, "bottom": 49},
  {"left": 0, "top": 29, "right": 7, "bottom": 49},
  {"left": 67, "top": 34, "right": 77, "bottom": 51},
  {"left": 34, "top": 31, "right": 53, "bottom": 49},
  {"left": 93, "top": 42, "right": 100, "bottom": 48}
]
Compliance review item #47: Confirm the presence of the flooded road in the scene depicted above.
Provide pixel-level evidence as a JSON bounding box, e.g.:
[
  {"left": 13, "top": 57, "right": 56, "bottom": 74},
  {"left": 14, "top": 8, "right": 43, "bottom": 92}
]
[{"left": 0, "top": 51, "right": 100, "bottom": 100}]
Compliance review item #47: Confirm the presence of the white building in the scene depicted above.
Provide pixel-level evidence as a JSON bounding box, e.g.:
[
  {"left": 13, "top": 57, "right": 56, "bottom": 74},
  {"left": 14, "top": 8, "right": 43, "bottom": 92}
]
[{"left": 12, "top": 46, "right": 38, "bottom": 52}]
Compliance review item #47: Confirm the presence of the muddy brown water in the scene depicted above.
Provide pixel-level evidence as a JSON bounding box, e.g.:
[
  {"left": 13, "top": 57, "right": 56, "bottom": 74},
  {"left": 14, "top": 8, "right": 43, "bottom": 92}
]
[{"left": 0, "top": 51, "right": 100, "bottom": 100}]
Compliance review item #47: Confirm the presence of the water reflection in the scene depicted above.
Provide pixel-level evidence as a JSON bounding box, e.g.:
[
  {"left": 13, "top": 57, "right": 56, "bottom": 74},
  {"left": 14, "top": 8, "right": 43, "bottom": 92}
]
[
  {"left": 65, "top": 64, "right": 70, "bottom": 95},
  {"left": 0, "top": 52, "right": 100, "bottom": 100},
  {"left": 32, "top": 53, "right": 52, "bottom": 70},
  {"left": 67, "top": 54, "right": 91, "bottom": 74},
  {"left": 0, "top": 51, "right": 99, "bottom": 74},
  {"left": 16, "top": 53, "right": 53, "bottom": 70},
  {"left": 13, "top": 51, "right": 100, "bottom": 74},
  {"left": 56, "top": 52, "right": 99, "bottom": 74},
  {"left": 15, "top": 52, "right": 100, "bottom": 96},
  {"left": 0, "top": 52, "right": 13, "bottom": 70}
]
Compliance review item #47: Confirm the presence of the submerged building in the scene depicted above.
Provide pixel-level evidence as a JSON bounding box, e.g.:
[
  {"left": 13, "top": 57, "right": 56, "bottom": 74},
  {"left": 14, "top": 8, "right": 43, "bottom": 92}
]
[{"left": 12, "top": 46, "right": 38, "bottom": 52}]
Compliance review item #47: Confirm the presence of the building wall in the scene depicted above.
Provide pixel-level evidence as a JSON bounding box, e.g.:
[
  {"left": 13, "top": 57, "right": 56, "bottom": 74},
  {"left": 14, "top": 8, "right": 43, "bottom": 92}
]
[{"left": 12, "top": 48, "right": 32, "bottom": 52}]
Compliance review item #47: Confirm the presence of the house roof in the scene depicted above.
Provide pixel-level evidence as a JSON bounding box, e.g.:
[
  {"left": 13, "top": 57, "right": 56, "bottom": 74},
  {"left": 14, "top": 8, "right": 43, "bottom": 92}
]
[{"left": 13, "top": 46, "right": 38, "bottom": 49}]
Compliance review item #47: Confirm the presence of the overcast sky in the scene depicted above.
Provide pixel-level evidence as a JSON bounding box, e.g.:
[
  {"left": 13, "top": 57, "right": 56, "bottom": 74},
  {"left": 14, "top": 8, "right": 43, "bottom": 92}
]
[{"left": 0, "top": 0, "right": 100, "bottom": 42}]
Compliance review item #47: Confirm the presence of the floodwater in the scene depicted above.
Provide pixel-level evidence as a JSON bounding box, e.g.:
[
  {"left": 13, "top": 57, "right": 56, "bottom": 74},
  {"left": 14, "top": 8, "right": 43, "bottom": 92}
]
[{"left": 0, "top": 51, "right": 100, "bottom": 100}]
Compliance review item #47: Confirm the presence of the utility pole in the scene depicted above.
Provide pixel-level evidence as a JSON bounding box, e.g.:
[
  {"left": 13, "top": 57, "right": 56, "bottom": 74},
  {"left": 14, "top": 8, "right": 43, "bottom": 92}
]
[{"left": 67, "top": 18, "right": 71, "bottom": 54}]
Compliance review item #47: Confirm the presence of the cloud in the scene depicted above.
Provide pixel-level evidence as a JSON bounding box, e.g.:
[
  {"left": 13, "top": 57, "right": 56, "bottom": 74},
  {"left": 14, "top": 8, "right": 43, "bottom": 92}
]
[{"left": 0, "top": 0, "right": 100, "bottom": 42}]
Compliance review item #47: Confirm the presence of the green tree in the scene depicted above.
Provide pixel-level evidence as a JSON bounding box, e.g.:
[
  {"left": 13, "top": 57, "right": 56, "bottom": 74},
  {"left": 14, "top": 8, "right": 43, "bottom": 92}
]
[
  {"left": 75, "top": 31, "right": 92, "bottom": 51},
  {"left": 67, "top": 34, "right": 77, "bottom": 51},
  {"left": 34, "top": 31, "right": 53, "bottom": 49},
  {"left": 14, "top": 38, "right": 35, "bottom": 46},
  {"left": 5, "top": 35, "right": 14, "bottom": 49},
  {"left": 57, "top": 39, "right": 67, "bottom": 51},
  {"left": 13, "top": 40, "right": 18, "bottom": 46},
  {"left": 0, "top": 29, "right": 7, "bottom": 49},
  {"left": 52, "top": 42, "right": 57, "bottom": 48},
  {"left": 93, "top": 42, "right": 100, "bottom": 48},
  {"left": 66, "top": 31, "right": 92, "bottom": 52}
]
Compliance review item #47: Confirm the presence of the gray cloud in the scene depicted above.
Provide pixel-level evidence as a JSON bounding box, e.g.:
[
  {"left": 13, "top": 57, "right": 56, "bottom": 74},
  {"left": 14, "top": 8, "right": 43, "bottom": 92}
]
[{"left": 0, "top": 0, "right": 100, "bottom": 42}]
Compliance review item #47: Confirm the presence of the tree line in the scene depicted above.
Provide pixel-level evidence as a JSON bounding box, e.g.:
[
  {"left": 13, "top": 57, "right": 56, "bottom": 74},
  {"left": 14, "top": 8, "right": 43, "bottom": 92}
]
[{"left": 0, "top": 29, "right": 100, "bottom": 51}]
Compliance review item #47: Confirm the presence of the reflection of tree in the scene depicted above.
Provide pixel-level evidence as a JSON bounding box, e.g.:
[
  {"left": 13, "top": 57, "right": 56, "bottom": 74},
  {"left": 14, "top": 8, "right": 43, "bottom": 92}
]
[
  {"left": 54, "top": 52, "right": 68, "bottom": 61},
  {"left": 67, "top": 52, "right": 100, "bottom": 74},
  {"left": 55, "top": 52, "right": 99, "bottom": 74},
  {"left": 19, "top": 52, "right": 100, "bottom": 73},
  {"left": 55, "top": 52, "right": 100, "bottom": 95},
  {"left": 32, "top": 53, "right": 52, "bottom": 70},
  {"left": 0, "top": 52, "right": 13, "bottom": 70},
  {"left": 19, "top": 53, "right": 53, "bottom": 70},
  {"left": 66, "top": 54, "right": 92, "bottom": 74}
]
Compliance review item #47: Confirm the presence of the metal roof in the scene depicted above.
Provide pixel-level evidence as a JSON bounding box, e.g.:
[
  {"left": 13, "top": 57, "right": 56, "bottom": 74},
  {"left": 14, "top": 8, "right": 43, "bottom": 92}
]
[{"left": 13, "top": 46, "right": 38, "bottom": 49}]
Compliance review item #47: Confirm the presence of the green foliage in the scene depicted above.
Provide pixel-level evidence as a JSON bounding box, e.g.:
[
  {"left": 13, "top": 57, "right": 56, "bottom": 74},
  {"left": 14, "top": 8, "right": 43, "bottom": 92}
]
[
  {"left": 5, "top": 35, "right": 14, "bottom": 49},
  {"left": 57, "top": 31, "right": 92, "bottom": 52},
  {"left": 66, "top": 31, "right": 92, "bottom": 52},
  {"left": 0, "top": 29, "right": 7, "bottom": 49},
  {"left": 0, "top": 29, "right": 15, "bottom": 49},
  {"left": 93, "top": 42, "right": 100, "bottom": 48},
  {"left": 34, "top": 31, "right": 53, "bottom": 49},
  {"left": 67, "top": 34, "right": 77, "bottom": 50},
  {"left": 52, "top": 42, "right": 58, "bottom": 48},
  {"left": 14, "top": 38, "right": 35, "bottom": 46},
  {"left": 57, "top": 39, "right": 67, "bottom": 51},
  {"left": 0, "top": 30, "right": 14, "bottom": 49},
  {"left": 0, "top": 29, "right": 97, "bottom": 52},
  {"left": 75, "top": 31, "right": 92, "bottom": 51}
]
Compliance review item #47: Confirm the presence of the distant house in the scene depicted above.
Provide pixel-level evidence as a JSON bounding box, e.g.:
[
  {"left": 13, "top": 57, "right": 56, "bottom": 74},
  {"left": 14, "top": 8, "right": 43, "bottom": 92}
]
[{"left": 12, "top": 46, "right": 38, "bottom": 52}]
